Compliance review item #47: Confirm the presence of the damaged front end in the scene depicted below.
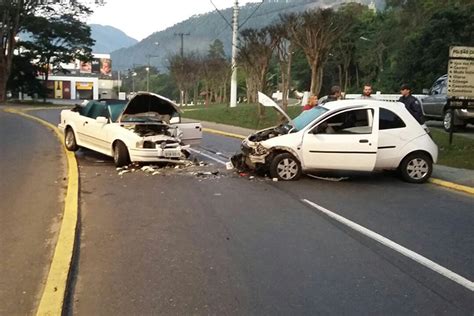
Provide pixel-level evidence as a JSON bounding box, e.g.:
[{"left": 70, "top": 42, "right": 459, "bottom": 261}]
[
  {"left": 233, "top": 124, "right": 290, "bottom": 172},
  {"left": 123, "top": 122, "right": 190, "bottom": 162}
]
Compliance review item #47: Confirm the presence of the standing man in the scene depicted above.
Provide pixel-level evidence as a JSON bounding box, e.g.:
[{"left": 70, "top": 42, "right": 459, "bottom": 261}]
[
  {"left": 321, "top": 85, "right": 342, "bottom": 104},
  {"left": 398, "top": 83, "right": 425, "bottom": 124},
  {"left": 360, "top": 83, "right": 374, "bottom": 99}
]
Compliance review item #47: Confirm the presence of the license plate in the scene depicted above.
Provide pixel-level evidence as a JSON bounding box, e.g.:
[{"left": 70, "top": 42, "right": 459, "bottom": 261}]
[{"left": 163, "top": 149, "right": 181, "bottom": 158}]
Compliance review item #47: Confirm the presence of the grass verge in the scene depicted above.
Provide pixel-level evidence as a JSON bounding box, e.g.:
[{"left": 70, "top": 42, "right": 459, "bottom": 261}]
[
  {"left": 183, "top": 104, "right": 474, "bottom": 170},
  {"left": 430, "top": 129, "right": 474, "bottom": 170}
]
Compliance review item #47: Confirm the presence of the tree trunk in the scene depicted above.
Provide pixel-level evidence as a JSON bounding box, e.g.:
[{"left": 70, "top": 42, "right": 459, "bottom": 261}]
[
  {"left": 0, "top": 62, "right": 9, "bottom": 103},
  {"left": 193, "top": 84, "right": 198, "bottom": 106},
  {"left": 310, "top": 64, "right": 319, "bottom": 95}
]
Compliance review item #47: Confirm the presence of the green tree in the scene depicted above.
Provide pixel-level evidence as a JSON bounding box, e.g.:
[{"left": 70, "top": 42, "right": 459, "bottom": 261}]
[
  {"left": 0, "top": 0, "right": 96, "bottom": 102},
  {"left": 395, "top": 4, "right": 474, "bottom": 91},
  {"left": 22, "top": 14, "right": 94, "bottom": 100}
]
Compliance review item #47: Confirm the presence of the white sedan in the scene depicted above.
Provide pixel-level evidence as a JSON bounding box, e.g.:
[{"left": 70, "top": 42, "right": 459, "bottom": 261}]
[
  {"left": 58, "top": 92, "right": 202, "bottom": 166},
  {"left": 236, "top": 92, "right": 438, "bottom": 183}
]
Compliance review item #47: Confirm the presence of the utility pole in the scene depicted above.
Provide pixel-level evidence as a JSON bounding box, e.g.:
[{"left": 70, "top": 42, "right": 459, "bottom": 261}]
[
  {"left": 174, "top": 32, "right": 190, "bottom": 106},
  {"left": 174, "top": 32, "right": 190, "bottom": 58},
  {"left": 230, "top": 0, "right": 239, "bottom": 108}
]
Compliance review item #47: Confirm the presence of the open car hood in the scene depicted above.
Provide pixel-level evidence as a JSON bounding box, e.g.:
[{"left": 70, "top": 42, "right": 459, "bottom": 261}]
[
  {"left": 258, "top": 92, "right": 294, "bottom": 127},
  {"left": 118, "top": 92, "right": 181, "bottom": 122}
]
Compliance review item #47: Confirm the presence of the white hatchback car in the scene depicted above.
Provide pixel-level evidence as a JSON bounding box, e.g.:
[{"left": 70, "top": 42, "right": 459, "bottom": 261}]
[{"left": 237, "top": 92, "right": 438, "bottom": 183}]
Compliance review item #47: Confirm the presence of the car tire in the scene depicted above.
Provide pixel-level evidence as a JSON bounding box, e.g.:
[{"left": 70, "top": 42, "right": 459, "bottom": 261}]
[
  {"left": 269, "top": 152, "right": 302, "bottom": 181},
  {"left": 399, "top": 152, "right": 432, "bottom": 183},
  {"left": 113, "top": 141, "right": 130, "bottom": 167},
  {"left": 443, "top": 109, "right": 465, "bottom": 132},
  {"left": 64, "top": 128, "right": 79, "bottom": 152}
]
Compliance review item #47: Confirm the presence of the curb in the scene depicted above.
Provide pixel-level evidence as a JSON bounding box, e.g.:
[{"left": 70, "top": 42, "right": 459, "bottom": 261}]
[
  {"left": 4, "top": 108, "right": 79, "bottom": 315},
  {"left": 428, "top": 178, "right": 474, "bottom": 195},
  {"left": 202, "top": 127, "right": 474, "bottom": 195}
]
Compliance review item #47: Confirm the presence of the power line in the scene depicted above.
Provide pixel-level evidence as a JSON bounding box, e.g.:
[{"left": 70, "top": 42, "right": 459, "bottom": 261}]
[
  {"left": 239, "top": 0, "right": 265, "bottom": 29},
  {"left": 209, "top": 0, "right": 233, "bottom": 29}
]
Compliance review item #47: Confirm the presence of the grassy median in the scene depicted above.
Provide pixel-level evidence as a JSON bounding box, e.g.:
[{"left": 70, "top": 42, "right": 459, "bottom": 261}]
[{"left": 182, "top": 104, "right": 474, "bottom": 170}]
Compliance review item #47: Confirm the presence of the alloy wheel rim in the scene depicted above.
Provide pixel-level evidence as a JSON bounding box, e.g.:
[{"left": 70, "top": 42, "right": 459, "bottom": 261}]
[
  {"left": 277, "top": 158, "right": 298, "bottom": 180},
  {"left": 113, "top": 147, "right": 119, "bottom": 163},
  {"left": 65, "top": 131, "right": 74, "bottom": 147},
  {"left": 443, "top": 112, "right": 452, "bottom": 130},
  {"left": 406, "top": 158, "right": 429, "bottom": 180}
]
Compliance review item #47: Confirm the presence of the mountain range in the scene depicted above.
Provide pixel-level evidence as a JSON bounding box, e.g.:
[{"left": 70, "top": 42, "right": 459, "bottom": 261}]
[
  {"left": 100, "top": 0, "right": 384, "bottom": 71},
  {"left": 90, "top": 24, "right": 138, "bottom": 54}
]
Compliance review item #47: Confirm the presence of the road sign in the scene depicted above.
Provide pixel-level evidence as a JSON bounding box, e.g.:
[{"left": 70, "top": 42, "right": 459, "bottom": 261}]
[{"left": 448, "top": 46, "right": 474, "bottom": 98}]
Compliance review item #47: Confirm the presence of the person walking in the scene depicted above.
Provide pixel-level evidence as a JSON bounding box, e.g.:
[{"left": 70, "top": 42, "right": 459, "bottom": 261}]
[{"left": 398, "top": 83, "right": 425, "bottom": 124}]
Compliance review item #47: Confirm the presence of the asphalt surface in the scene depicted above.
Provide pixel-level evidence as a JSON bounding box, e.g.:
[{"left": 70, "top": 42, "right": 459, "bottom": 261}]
[
  {"left": 3, "top": 108, "right": 474, "bottom": 315},
  {"left": 0, "top": 109, "right": 66, "bottom": 315}
]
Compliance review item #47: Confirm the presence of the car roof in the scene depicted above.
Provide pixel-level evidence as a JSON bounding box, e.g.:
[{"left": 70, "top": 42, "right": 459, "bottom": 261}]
[{"left": 321, "top": 99, "right": 403, "bottom": 111}]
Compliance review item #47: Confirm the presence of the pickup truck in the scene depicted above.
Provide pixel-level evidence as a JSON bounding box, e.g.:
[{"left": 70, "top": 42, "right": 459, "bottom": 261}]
[
  {"left": 421, "top": 74, "right": 474, "bottom": 131},
  {"left": 58, "top": 92, "right": 202, "bottom": 166}
]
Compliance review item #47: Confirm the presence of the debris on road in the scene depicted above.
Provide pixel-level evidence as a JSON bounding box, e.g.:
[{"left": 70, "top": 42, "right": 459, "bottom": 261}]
[{"left": 307, "top": 174, "right": 349, "bottom": 182}]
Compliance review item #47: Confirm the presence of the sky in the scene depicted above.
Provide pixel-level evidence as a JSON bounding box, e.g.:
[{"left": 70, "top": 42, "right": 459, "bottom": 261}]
[{"left": 88, "top": 0, "right": 257, "bottom": 41}]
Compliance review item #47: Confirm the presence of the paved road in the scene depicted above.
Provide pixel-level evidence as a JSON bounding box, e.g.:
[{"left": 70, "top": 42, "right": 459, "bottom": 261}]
[
  {"left": 9, "top": 109, "right": 474, "bottom": 314},
  {"left": 0, "top": 109, "right": 65, "bottom": 315}
]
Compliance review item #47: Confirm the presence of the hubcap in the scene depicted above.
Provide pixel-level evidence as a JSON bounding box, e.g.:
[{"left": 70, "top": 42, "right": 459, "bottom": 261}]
[
  {"left": 277, "top": 158, "right": 298, "bottom": 180},
  {"left": 65, "top": 131, "right": 74, "bottom": 147},
  {"left": 443, "top": 112, "right": 452, "bottom": 130},
  {"left": 113, "top": 146, "right": 119, "bottom": 162},
  {"left": 406, "top": 158, "right": 429, "bottom": 180}
]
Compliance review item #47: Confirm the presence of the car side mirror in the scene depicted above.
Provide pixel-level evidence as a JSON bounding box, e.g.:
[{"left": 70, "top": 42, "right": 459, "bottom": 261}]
[
  {"left": 422, "top": 88, "right": 429, "bottom": 94},
  {"left": 96, "top": 116, "right": 108, "bottom": 124}
]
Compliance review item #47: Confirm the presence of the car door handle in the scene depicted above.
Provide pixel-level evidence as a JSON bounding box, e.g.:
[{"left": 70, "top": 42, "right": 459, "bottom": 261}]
[
  {"left": 359, "top": 139, "right": 369, "bottom": 143},
  {"left": 83, "top": 121, "right": 88, "bottom": 126}
]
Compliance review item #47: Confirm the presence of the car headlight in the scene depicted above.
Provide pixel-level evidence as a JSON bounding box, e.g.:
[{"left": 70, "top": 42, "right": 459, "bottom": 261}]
[
  {"left": 136, "top": 140, "right": 156, "bottom": 148},
  {"left": 254, "top": 143, "right": 268, "bottom": 155}
]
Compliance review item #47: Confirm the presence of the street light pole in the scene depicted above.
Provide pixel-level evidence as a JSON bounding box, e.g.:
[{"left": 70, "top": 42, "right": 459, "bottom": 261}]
[
  {"left": 146, "top": 42, "right": 160, "bottom": 92},
  {"left": 230, "top": 0, "right": 239, "bottom": 107}
]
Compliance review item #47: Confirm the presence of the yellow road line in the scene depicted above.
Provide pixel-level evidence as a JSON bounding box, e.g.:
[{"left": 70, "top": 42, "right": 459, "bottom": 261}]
[
  {"left": 429, "top": 178, "right": 474, "bottom": 195},
  {"left": 4, "top": 108, "right": 78, "bottom": 315},
  {"left": 202, "top": 127, "right": 246, "bottom": 140}
]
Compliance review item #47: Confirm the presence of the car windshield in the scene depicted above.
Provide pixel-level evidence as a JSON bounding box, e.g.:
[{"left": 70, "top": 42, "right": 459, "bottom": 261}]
[
  {"left": 292, "top": 106, "right": 329, "bottom": 131},
  {"left": 121, "top": 112, "right": 171, "bottom": 123}
]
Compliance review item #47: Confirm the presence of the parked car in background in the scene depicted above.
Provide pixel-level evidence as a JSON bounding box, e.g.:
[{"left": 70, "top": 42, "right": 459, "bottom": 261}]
[
  {"left": 58, "top": 92, "right": 202, "bottom": 166},
  {"left": 421, "top": 74, "right": 474, "bottom": 131},
  {"left": 236, "top": 92, "right": 438, "bottom": 183}
]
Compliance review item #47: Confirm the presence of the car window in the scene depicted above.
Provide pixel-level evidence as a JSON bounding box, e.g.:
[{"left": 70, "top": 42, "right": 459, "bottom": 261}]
[
  {"left": 379, "top": 108, "right": 406, "bottom": 130},
  {"left": 317, "top": 109, "right": 373, "bottom": 134},
  {"left": 108, "top": 103, "right": 127, "bottom": 122},
  {"left": 87, "top": 102, "right": 108, "bottom": 119},
  {"left": 292, "top": 106, "right": 329, "bottom": 131},
  {"left": 430, "top": 79, "right": 444, "bottom": 95},
  {"left": 79, "top": 101, "right": 94, "bottom": 117}
]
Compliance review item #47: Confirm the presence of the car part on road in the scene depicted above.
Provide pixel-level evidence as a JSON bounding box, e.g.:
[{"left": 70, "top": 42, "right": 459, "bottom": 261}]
[
  {"left": 269, "top": 152, "right": 302, "bottom": 181},
  {"left": 64, "top": 128, "right": 79, "bottom": 151},
  {"left": 399, "top": 152, "right": 433, "bottom": 183}
]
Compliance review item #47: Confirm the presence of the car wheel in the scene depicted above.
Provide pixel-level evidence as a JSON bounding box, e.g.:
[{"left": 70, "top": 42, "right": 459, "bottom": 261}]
[
  {"left": 64, "top": 128, "right": 79, "bottom": 151},
  {"left": 399, "top": 152, "right": 432, "bottom": 183},
  {"left": 442, "top": 110, "right": 465, "bottom": 132},
  {"left": 113, "top": 141, "right": 130, "bottom": 167},
  {"left": 269, "top": 153, "right": 301, "bottom": 181}
]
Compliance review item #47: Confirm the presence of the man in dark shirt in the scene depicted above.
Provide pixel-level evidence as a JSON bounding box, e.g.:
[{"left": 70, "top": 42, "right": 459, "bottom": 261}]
[
  {"left": 321, "top": 85, "right": 342, "bottom": 104},
  {"left": 398, "top": 83, "right": 425, "bottom": 124}
]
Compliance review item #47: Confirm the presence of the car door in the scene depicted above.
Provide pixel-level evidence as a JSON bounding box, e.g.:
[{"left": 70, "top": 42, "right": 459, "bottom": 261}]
[
  {"left": 422, "top": 77, "right": 447, "bottom": 117},
  {"left": 79, "top": 102, "right": 111, "bottom": 153},
  {"left": 301, "top": 108, "right": 378, "bottom": 171}
]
